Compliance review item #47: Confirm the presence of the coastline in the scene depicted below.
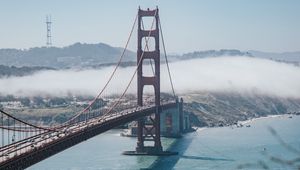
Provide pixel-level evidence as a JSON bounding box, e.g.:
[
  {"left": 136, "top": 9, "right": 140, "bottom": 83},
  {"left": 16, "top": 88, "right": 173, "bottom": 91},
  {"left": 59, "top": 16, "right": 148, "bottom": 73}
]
[
  {"left": 238, "top": 113, "right": 289, "bottom": 125},
  {"left": 195, "top": 113, "right": 299, "bottom": 132}
]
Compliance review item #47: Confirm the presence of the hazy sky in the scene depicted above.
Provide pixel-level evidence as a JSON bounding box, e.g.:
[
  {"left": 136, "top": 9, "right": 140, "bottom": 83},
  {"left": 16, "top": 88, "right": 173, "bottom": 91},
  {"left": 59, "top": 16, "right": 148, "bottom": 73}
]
[{"left": 0, "top": 0, "right": 299, "bottom": 53}]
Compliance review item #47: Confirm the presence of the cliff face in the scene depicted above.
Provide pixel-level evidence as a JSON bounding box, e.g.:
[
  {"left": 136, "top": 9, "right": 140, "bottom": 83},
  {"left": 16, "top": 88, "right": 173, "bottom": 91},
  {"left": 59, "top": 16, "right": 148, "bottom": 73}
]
[{"left": 182, "top": 92, "right": 300, "bottom": 127}]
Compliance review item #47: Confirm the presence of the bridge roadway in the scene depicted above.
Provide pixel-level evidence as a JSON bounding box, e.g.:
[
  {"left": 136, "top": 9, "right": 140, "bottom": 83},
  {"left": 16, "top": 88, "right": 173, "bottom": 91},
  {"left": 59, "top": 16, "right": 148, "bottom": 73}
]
[{"left": 0, "top": 102, "right": 177, "bottom": 170}]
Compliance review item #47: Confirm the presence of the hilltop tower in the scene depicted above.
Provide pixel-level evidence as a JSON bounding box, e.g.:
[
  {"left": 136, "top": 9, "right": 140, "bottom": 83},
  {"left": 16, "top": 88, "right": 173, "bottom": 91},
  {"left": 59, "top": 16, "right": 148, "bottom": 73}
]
[{"left": 46, "top": 15, "right": 52, "bottom": 47}]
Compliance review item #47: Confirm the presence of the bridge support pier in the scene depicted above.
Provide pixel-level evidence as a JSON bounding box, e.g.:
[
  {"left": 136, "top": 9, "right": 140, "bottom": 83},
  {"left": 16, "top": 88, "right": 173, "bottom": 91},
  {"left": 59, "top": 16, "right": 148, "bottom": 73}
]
[{"left": 136, "top": 117, "right": 145, "bottom": 152}]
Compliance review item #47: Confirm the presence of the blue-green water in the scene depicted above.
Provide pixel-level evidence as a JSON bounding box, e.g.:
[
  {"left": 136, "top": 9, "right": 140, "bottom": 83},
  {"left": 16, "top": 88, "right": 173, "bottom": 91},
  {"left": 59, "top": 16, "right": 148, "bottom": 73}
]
[{"left": 29, "top": 115, "right": 300, "bottom": 170}]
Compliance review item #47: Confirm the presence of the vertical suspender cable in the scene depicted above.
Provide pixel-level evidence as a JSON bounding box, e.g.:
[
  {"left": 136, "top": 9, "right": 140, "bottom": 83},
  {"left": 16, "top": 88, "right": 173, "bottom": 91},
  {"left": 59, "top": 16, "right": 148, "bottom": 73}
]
[
  {"left": 13, "top": 118, "right": 15, "bottom": 143},
  {"left": 7, "top": 117, "right": 9, "bottom": 145},
  {"left": 1, "top": 114, "right": 3, "bottom": 147}
]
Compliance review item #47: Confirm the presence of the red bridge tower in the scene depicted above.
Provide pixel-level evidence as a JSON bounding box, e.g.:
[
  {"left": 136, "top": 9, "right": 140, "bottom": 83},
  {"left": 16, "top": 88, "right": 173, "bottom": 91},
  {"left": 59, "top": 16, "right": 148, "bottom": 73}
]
[
  {"left": 136, "top": 7, "right": 162, "bottom": 153},
  {"left": 124, "top": 7, "right": 177, "bottom": 156}
]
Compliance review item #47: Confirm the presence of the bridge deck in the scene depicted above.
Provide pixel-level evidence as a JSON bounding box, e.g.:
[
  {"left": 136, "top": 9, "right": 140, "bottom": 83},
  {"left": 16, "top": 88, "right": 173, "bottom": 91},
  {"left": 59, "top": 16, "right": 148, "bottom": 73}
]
[{"left": 0, "top": 102, "right": 177, "bottom": 170}]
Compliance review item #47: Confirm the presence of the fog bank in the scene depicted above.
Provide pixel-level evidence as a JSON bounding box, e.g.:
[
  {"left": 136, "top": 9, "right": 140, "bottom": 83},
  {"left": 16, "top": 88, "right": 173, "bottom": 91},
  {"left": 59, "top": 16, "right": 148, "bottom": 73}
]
[{"left": 1, "top": 56, "right": 300, "bottom": 98}]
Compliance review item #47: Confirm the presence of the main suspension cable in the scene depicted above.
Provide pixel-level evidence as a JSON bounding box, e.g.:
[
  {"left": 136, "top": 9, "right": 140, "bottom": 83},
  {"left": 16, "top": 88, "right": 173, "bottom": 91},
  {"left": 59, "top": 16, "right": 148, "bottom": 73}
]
[
  {"left": 158, "top": 17, "right": 176, "bottom": 99},
  {"left": 0, "top": 13, "right": 139, "bottom": 132},
  {"left": 0, "top": 109, "right": 54, "bottom": 132},
  {"left": 61, "top": 13, "right": 139, "bottom": 125},
  {"left": 96, "top": 9, "right": 158, "bottom": 120}
]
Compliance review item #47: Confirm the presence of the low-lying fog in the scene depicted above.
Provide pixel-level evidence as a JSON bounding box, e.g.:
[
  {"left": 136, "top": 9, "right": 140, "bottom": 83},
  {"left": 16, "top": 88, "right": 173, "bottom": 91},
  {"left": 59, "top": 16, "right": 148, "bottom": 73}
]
[{"left": 1, "top": 56, "right": 300, "bottom": 98}]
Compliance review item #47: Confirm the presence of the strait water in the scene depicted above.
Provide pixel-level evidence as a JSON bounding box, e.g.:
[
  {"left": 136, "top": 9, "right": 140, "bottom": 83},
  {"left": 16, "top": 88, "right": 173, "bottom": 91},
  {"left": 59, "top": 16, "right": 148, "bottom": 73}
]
[{"left": 28, "top": 115, "right": 300, "bottom": 170}]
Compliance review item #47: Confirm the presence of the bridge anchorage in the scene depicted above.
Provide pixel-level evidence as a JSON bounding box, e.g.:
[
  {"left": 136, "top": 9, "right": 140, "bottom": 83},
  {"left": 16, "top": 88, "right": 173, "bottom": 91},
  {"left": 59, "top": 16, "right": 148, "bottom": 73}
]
[{"left": 123, "top": 7, "right": 179, "bottom": 156}]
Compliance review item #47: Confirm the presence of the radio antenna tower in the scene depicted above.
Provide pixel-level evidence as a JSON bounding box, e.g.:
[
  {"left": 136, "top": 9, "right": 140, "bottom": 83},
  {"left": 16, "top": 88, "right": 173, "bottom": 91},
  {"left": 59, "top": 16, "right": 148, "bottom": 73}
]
[{"left": 46, "top": 15, "right": 52, "bottom": 47}]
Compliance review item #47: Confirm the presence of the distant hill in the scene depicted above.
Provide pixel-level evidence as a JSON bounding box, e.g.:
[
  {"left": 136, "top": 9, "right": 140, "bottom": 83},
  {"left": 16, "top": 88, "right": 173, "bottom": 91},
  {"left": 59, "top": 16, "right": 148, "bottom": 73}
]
[
  {"left": 0, "top": 42, "right": 135, "bottom": 69},
  {"left": 0, "top": 65, "right": 54, "bottom": 78},
  {"left": 1, "top": 42, "right": 299, "bottom": 69},
  {"left": 173, "top": 49, "right": 253, "bottom": 61},
  {"left": 0, "top": 43, "right": 254, "bottom": 69},
  {"left": 172, "top": 50, "right": 300, "bottom": 66},
  {"left": 249, "top": 50, "right": 300, "bottom": 65}
]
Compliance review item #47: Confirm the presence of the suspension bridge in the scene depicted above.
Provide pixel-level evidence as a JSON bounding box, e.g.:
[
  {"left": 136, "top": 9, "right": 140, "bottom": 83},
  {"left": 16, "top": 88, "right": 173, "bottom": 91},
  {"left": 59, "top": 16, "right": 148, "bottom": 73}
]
[{"left": 0, "top": 7, "right": 186, "bottom": 169}]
